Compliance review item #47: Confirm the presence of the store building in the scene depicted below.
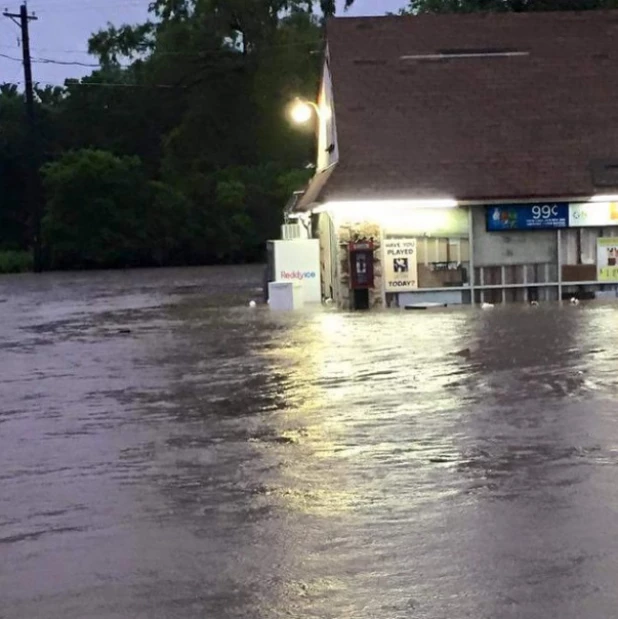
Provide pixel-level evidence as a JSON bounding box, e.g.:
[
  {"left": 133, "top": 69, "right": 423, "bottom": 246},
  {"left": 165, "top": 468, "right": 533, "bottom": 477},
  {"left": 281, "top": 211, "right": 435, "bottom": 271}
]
[{"left": 292, "top": 10, "right": 618, "bottom": 309}]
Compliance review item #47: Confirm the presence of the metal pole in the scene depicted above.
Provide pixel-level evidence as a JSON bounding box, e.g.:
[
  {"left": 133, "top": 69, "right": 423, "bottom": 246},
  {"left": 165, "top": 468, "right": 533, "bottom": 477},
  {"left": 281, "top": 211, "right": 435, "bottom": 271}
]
[
  {"left": 20, "top": 4, "right": 41, "bottom": 273},
  {"left": 557, "top": 228, "right": 563, "bottom": 302},
  {"left": 4, "top": 4, "right": 41, "bottom": 272},
  {"left": 468, "top": 206, "right": 476, "bottom": 304}
]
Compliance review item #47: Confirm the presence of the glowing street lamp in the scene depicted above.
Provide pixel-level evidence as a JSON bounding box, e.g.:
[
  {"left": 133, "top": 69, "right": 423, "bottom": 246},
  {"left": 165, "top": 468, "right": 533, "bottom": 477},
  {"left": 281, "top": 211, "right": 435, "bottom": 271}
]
[{"left": 289, "top": 97, "right": 320, "bottom": 124}]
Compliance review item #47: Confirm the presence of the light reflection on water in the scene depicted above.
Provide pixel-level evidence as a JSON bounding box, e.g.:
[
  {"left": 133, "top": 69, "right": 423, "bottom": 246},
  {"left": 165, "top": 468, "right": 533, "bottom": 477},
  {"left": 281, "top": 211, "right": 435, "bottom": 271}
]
[{"left": 1, "top": 267, "right": 618, "bottom": 618}]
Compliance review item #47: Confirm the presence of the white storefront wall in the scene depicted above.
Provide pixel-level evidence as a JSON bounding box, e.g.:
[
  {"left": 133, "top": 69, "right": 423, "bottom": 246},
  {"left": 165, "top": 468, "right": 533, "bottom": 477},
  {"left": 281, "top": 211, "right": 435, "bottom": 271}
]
[{"left": 315, "top": 200, "right": 618, "bottom": 309}]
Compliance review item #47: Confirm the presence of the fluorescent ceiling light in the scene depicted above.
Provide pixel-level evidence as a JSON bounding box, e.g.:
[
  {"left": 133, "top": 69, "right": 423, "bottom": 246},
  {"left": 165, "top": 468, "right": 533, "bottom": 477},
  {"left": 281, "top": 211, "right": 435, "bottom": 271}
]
[
  {"left": 313, "top": 199, "right": 457, "bottom": 214},
  {"left": 589, "top": 195, "right": 618, "bottom": 202}
]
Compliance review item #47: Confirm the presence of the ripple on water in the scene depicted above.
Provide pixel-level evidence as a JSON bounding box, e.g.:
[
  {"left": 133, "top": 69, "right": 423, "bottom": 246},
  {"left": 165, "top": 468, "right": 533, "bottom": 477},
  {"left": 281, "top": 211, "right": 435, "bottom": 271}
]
[{"left": 2, "top": 269, "right": 618, "bottom": 619}]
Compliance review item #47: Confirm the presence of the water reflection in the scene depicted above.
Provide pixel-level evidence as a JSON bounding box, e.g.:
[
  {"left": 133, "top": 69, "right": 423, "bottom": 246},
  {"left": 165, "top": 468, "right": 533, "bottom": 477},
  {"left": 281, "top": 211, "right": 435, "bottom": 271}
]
[{"left": 1, "top": 268, "right": 618, "bottom": 618}]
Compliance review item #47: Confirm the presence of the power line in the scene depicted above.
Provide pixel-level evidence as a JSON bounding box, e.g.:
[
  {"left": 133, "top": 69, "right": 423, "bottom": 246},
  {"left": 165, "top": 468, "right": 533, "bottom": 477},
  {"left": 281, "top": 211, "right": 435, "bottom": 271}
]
[
  {"left": 3, "top": 78, "right": 184, "bottom": 89},
  {"left": 64, "top": 80, "right": 175, "bottom": 88},
  {"left": 0, "top": 51, "right": 22, "bottom": 61},
  {"left": 0, "top": 52, "right": 100, "bottom": 67},
  {"left": 0, "top": 44, "right": 93, "bottom": 54},
  {"left": 28, "top": 0, "right": 147, "bottom": 9},
  {"left": 3, "top": 78, "right": 177, "bottom": 89},
  {"left": 0, "top": 38, "right": 322, "bottom": 57},
  {"left": 0, "top": 25, "right": 323, "bottom": 81},
  {"left": 34, "top": 57, "right": 100, "bottom": 67},
  {"left": 30, "top": 1, "right": 149, "bottom": 13},
  {"left": 1, "top": 50, "right": 127, "bottom": 67},
  {"left": 25, "top": 0, "right": 147, "bottom": 6}
]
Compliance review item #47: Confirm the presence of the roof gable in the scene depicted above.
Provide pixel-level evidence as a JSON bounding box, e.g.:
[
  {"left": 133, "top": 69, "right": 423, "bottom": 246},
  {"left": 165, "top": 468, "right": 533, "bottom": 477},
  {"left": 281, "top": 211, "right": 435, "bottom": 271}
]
[{"left": 318, "top": 11, "right": 618, "bottom": 203}]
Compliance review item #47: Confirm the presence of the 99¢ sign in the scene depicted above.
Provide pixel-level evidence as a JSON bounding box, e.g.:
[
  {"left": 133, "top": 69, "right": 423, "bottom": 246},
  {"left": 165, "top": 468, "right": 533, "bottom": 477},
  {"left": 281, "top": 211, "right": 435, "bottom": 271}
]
[
  {"left": 531, "top": 204, "right": 560, "bottom": 219},
  {"left": 486, "top": 203, "right": 569, "bottom": 231}
]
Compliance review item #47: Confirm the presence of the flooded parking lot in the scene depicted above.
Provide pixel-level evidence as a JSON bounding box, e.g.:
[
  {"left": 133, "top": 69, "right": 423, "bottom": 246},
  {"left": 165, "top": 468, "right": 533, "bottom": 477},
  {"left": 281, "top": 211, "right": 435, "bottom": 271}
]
[{"left": 1, "top": 266, "right": 618, "bottom": 618}]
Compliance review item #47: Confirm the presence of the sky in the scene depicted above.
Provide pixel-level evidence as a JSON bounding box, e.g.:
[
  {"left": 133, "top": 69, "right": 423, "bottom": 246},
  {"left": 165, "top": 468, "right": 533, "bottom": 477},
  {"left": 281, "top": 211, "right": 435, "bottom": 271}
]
[{"left": 0, "top": 0, "right": 405, "bottom": 87}]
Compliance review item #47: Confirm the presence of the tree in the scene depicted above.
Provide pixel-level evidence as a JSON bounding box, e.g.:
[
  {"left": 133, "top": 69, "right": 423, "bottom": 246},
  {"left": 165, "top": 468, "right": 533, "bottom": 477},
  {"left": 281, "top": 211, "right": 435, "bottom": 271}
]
[
  {"left": 399, "top": 0, "right": 618, "bottom": 13},
  {"left": 84, "top": 0, "right": 340, "bottom": 176},
  {"left": 0, "top": 83, "right": 61, "bottom": 252},
  {"left": 2, "top": 0, "right": 354, "bottom": 271},
  {"left": 144, "top": 180, "right": 193, "bottom": 265},
  {"left": 146, "top": 0, "right": 355, "bottom": 23},
  {"left": 41, "top": 149, "right": 153, "bottom": 268},
  {"left": 88, "top": 22, "right": 155, "bottom": 68},
  {"left": 0, "top": 85, "right": 30, "bottom": 251}
]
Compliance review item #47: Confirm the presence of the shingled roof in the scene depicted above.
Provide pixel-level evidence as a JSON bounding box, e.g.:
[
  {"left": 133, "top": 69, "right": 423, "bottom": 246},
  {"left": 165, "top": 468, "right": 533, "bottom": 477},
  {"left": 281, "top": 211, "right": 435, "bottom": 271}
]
[{"left": 297, "top": 10, "right": 618, "bottom": 210}]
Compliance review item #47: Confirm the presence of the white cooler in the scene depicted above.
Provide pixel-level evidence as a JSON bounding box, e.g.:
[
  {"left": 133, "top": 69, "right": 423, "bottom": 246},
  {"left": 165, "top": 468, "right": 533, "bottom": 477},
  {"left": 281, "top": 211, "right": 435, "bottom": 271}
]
[{"left": 268, "top": 281, "right": 304, "bottom": 311}]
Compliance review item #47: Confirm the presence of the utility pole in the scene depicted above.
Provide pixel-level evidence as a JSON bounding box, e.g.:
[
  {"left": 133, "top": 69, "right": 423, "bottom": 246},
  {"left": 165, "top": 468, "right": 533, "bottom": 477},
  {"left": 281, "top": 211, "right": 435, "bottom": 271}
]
[{"left": 3, "top": 4, "right": 42, "bottom": 272}]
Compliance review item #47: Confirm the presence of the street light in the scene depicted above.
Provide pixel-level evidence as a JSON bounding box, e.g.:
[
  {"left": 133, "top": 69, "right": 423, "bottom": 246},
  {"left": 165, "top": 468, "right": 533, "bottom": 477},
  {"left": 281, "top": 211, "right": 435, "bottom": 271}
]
[{"left": 289, "top": 97, "right": 320, "bottom": 124}]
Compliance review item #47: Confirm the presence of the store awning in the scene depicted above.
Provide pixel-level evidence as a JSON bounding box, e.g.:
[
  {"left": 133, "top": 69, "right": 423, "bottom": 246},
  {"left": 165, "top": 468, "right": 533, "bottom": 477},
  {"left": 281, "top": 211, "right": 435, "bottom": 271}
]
[{"left": 294, "top": 163, "right": 338, "bottom": 213}]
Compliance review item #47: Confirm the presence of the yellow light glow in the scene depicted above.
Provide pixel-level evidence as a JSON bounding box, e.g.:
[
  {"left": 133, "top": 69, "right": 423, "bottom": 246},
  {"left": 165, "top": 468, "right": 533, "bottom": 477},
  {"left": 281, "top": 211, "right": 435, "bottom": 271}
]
[
  {"left": 325, "top": 199, "right": 458, "bottom": 209},
  {"left": 311, "top": 199, "right": 459, "bottom": 223},
  {"left": 590, "top": 195, "right": 618, "bottom": 202},
  {"left": 290, "top": 99, "right": 313, "bottom": 124},
  {"left": 320, "top": 102, "right": 332, "bottom": 121}
]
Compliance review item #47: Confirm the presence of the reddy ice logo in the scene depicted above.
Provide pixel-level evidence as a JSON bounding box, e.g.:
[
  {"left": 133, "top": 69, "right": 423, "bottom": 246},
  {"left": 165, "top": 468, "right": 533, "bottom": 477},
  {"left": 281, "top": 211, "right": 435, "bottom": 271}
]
[{"left": 280, "top": 270, "right": 316, "bottom": 280}]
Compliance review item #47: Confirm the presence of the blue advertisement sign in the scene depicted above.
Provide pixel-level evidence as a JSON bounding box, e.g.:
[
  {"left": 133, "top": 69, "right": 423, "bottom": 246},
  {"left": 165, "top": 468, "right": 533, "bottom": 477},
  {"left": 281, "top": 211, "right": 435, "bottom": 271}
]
[{"left": 486, "top": 203, "right": 569, "bottom": 231}]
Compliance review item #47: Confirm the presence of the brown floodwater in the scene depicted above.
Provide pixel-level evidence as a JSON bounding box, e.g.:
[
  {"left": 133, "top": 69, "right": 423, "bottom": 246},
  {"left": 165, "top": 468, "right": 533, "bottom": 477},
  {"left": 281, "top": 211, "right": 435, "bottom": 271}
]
[{"left": 1, "top": 266, "right": 618, "bottom": 618}]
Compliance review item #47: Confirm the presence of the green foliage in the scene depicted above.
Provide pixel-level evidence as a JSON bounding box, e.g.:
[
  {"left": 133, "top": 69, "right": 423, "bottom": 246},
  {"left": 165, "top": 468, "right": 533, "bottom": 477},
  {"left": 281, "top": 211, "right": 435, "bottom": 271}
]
[
  {"left": 0, "top": 250, "right": 33, "bottom": 274},
  {"left": 145, "top": 180, "right": 193, "bottom": 265},
  {"left": 40, "top": 149, "right": 195, "bottom": 268},
  {"left": 1, "top": 0, "right": 354, "bottom": 270},
  {"left": 88, "top": 23, "right": 156, "bottom": 67},
  {"left": 1, "top": 85, "right": 30, "bottom": 252},
  {"left": 9, "top": 0, "right": 615, "bottom": 273},
  {"left": 41, "top": 149, "right": 152, "bottom": 268}
]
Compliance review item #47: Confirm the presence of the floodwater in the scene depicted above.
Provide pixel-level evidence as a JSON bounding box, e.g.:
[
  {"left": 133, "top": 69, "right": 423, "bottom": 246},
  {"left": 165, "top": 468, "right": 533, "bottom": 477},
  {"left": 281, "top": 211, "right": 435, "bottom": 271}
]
[{"left": 1, "top": 266, "right": 618, "bottom": 619}]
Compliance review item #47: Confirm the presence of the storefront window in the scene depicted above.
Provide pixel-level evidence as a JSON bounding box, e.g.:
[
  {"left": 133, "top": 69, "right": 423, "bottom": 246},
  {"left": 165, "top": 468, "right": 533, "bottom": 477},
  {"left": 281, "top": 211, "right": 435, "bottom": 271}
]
[
  {"left": 415, "top": 237, "right": 470, "bottom": 288},
  {"left": 561, "top": 227, "right": 618, "bottom": 283},
  {"left": 382, "top": 207, "right": 470, "bottom": 293}
]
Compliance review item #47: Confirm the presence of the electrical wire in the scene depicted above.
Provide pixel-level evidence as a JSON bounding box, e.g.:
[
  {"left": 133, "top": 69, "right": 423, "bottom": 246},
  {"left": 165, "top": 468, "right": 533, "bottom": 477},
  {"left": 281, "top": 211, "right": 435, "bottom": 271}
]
[
  {"left": 0, "top": 51, "right": 131, "bottom": 68},
  {"left": 0, "top": 38, "right": 321, "bottom": 59},
  {"left": 34, "top": 57, "right": 100, "bottom": 67},
  {"left": 0, "top": 51, "right": 22, "bottom": 62},
  {"left": 0, "top": 9, "right": 323, "bottom": 80},
  {"left": 0, "top": 54, "right": 99, "bottom": 67},
  {"left": 0, "top": 44, "right": 92, "bottom": 55},
  {"left": 3, "top": 79, "right": 178, "bottom": 88},
  {"left": 26, "top": 0, "right": 149, "bottom": 13},
  {"left": 0, "top": 41, "right": 320, "bottom": 68},
  {"left": 23, "top": 0, "right": 148, "bottom": 7}
]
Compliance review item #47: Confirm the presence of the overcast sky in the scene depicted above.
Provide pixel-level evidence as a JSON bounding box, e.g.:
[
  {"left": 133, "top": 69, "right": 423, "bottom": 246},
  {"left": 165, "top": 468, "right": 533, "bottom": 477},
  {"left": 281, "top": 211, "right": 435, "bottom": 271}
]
[{"left": 0, "top": 0, "right": 405, "bottom": 86}]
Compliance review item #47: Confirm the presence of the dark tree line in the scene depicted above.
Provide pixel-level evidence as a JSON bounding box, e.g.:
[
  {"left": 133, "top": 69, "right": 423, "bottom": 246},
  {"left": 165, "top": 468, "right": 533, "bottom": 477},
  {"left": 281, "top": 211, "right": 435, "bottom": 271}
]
[{"left": 1, "top": 0, "right": 337, "bottom": 270}]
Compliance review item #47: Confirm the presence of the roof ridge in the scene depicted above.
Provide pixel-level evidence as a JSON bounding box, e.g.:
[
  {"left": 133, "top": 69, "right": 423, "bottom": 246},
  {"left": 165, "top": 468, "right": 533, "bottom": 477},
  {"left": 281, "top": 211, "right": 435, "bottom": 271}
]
[{"left": 327, "top": 9, "right": 618, "bottom": 23}]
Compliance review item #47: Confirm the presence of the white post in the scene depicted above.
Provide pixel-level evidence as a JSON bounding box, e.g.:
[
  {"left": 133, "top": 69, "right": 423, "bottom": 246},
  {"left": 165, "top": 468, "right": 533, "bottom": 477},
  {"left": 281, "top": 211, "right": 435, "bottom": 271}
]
[
  {"left": 468, "top": 206, "right": 475, "bottom": 304},
  {"left": 380, "top": 226, "right": 387, "bottom": 308},
  {"left": 479, "top": 266, "right": 485, "bottom": 304},
  {"left": 557, "top": 228, "right": 563, "bottom": 303}
]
